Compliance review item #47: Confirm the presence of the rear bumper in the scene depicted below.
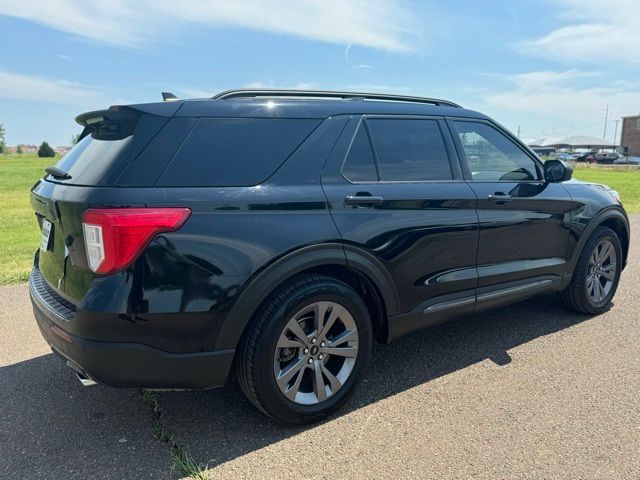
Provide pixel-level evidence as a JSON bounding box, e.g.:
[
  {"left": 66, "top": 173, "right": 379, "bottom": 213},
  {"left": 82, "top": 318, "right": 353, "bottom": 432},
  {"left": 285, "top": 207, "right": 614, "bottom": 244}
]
[{"left": 30, "top": 271, "right": 235, "bottom": 389}]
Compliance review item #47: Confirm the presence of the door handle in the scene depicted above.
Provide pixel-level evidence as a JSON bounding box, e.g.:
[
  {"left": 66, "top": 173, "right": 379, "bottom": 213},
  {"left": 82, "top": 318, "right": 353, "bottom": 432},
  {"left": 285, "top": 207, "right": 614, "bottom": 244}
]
[
  {"left": 344, "top": 195, "right": 384, "bottom": 206},
  {"left": 488, "top": 192, "right": 513, "bottom": 203}
]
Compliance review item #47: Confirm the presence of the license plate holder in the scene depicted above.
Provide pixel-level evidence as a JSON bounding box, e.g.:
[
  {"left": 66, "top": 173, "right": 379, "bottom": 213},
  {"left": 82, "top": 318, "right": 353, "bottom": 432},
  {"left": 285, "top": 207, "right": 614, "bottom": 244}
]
[{"left": 40, "top": 219, "right": 53, "bottom": 251}]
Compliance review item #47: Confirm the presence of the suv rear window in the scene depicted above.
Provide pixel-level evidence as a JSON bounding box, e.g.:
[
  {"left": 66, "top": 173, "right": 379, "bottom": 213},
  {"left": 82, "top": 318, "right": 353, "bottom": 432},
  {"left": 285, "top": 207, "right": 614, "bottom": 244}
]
[
  {"left": 51, "top": 135, "right": 133, "bottom": 186},
  {"left": 49, "top": 110, "right": 170, "bottom": 186},
  {"left": 157, "top": 118, "right": 320, "bottom": 187}
]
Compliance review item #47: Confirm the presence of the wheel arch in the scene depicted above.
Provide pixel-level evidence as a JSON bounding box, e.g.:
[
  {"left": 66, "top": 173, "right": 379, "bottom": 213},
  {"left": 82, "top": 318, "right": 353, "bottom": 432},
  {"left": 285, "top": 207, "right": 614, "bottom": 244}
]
[
  {"left": 568, "top": 206, "right": 630, "bottom": 275},
  {"left": 214, "top": 243, "right": 398, "bottom": 350},
  {"left": 599, "top": 215, "right": 629, "bottom": 267}
]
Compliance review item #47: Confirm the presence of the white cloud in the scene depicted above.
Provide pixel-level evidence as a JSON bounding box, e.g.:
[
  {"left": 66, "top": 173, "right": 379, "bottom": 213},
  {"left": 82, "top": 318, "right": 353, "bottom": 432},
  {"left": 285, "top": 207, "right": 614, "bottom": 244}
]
[
  {"left": 244, "top": 81, "right": 317, "bottom": 90},
  {"left": 352, "top": 64, "right": 373, "bottom": 70},
  {"left": 509, "top": 70, "right": 598, "bottom": 87},
  {"left": 0, "top": 69, "right": 104, "bottom": 106},
  {"left": 518, "top": 0, "right": 640, "bottom": 65},
  {"left": 0, "top": 0, "right": 420, "bottom": 52},
  {"left": 344, "top": 44, "right": 353, "bottom": 63},
  {"left": 479, "top": 69, "right": 640, "bottom": 140}
]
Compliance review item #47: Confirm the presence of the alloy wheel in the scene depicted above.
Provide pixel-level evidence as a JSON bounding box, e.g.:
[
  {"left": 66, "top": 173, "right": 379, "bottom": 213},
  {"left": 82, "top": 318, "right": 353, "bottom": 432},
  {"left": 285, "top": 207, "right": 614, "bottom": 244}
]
[
  {"left": 586, "top": 239, "right": 617, "bottom": 304},
  {"left": 273, "top": 301, "right": 359, "bottom": 405}
]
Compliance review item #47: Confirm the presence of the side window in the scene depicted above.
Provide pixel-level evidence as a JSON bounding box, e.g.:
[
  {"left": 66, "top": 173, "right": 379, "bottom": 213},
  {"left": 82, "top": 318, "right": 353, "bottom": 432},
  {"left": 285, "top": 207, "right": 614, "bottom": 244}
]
[
  {"left": 454, "top": 121, "right": 541, "bottom": 181},
  {"left": 342, "top": 122, "right": 378, "bottom": 182},
  {"left": 367, "top": 118, "right": 452, "bottom": 181},
  {"left": 157, "top": 118, "right": 320, "bottom": 187}
]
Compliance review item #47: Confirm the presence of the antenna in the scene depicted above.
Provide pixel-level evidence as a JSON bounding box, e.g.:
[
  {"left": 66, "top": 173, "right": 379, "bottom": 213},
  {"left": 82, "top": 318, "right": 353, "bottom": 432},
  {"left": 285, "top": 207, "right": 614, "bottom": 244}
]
[{"left": 162, "top": 92, "right": 179, "bottom": 102}]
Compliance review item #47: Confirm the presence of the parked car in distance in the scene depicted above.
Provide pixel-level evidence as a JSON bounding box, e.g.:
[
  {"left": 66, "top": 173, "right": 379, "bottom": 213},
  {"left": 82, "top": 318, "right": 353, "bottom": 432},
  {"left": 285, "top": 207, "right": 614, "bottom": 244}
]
[
  {"left": 554, "top": 152, "right": 575, "bottom": 162},
  {"left": 29, "top": 89, "right": 630, "bottom": 423},
  {"left": 595, "top": 152, "right": 619, "bottom": 164},
  {"left": 614, "top": 155, "right": 640, "bottom": 165},
  {"left": 575, "top": 152, "right": 596, "bottom": 162}
]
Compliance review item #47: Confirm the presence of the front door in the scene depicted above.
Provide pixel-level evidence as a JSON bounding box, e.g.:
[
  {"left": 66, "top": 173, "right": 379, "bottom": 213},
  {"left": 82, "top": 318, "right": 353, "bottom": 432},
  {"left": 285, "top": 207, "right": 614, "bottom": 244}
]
[{"left": 449, "top": 118, "right": 575, "bottom": 305}]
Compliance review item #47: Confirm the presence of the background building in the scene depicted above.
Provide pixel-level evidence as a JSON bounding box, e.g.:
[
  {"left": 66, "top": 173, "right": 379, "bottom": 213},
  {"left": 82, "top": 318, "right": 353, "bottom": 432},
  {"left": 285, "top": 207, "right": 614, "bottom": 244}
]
[
  {"left": 621, "top": 115, "right": 640, "bottom": 156},
  {"left": 527, "top": 136, "right": 614, "bottom": 152}
]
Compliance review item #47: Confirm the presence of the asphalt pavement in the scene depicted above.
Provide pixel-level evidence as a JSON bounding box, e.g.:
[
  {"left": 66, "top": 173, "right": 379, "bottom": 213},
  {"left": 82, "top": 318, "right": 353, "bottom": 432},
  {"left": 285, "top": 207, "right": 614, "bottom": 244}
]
[{"left": 1, "top": 216, "right": 638, "bottom": 479}]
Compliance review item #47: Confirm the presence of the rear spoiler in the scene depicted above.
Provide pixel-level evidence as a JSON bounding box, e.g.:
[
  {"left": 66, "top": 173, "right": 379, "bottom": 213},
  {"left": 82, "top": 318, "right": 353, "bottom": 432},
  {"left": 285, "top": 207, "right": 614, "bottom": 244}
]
[
  {"left": 76, "top": 109, "right": 140, "bottom": 141},
  {"left": 76, "top": 102, "right": 183, "bottom": 141}
]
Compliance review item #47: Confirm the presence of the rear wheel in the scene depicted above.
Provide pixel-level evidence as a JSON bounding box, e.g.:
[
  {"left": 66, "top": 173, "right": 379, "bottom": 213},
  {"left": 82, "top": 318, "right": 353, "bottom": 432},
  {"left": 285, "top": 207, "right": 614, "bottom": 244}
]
[
  {"left": 237, "top": 274, "right": 372, "bottom": 424},
  {"left": 560, "top": 226, "right": 622, "bottom": 314}
]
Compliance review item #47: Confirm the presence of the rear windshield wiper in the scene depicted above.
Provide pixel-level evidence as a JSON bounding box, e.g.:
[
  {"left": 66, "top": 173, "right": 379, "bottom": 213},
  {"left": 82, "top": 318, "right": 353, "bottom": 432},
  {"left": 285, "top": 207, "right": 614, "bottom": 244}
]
[{"left": 45, "top": 166, "right": 72, "bottom": 180}]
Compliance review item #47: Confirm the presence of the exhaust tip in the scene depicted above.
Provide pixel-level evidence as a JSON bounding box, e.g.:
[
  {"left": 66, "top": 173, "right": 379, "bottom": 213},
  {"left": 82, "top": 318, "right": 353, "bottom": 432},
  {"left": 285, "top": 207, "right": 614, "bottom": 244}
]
[
  {"left": 66, "top": 360, "right": 97, "bottom": 387},
  {"left": 75, "top": 371, "right": 97, "bottom": 387}
]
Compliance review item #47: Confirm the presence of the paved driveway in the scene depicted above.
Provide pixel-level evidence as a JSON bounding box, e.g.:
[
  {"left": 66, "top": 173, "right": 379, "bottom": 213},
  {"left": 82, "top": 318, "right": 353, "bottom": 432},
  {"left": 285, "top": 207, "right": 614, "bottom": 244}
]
[{"left": 1, "top": 216, "right": 638, "bottom": 479}]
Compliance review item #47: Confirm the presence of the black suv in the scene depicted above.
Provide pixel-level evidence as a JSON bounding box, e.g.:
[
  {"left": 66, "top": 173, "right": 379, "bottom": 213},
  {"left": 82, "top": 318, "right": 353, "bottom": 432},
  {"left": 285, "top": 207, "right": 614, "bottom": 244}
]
[{"left": 30, "top": 89, "right": 630, "bottom": 423}]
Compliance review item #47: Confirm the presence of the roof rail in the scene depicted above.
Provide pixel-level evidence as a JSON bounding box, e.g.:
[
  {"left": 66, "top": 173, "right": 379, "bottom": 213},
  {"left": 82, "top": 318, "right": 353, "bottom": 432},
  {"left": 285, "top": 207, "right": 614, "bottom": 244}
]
[{"left": 211, "top": 89, "right": 461, "bottom": 108}]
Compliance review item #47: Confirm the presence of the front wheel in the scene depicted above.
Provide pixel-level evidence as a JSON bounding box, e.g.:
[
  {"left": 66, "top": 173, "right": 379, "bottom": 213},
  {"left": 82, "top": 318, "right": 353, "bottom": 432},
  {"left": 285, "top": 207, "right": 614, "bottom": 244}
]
[
  {"left": 236, "top": 274, "right": 373, "bottom": 424},
  {"left": 560, "top": 226, "right": 623, "bottom": 314}
]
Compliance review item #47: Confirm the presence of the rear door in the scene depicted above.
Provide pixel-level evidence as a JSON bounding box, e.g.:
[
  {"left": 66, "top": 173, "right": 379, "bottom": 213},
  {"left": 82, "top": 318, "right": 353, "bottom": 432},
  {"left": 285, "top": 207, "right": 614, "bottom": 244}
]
[
  {"left": 322, "top": 115, "right": 479, "bottom": 337},
  {"left": 448, "top": 118, "right": 575, "bottom": 301}
]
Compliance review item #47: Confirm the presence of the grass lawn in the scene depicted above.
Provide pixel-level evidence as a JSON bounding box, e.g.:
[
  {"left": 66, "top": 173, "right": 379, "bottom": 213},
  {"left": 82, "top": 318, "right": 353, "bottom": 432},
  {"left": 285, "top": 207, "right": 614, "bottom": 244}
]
[
  {"left": 0, "top": 155, "right": 638, "bottom": 285},
  {"left": 0, "top": 154, "right": 56, "bottom": 284},
  {"left": 572, "top": 164, "right": 640, "bottom": 212}
]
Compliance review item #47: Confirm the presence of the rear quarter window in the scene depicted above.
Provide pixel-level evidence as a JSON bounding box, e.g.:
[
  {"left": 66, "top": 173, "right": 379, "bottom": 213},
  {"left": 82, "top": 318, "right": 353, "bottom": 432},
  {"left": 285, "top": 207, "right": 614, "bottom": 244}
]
[
  {"left": 157, "top": 118, "right": 321, "bottom": 187},
  {"left": 342, "top": 122, "right": 378, "bottom": 182}
]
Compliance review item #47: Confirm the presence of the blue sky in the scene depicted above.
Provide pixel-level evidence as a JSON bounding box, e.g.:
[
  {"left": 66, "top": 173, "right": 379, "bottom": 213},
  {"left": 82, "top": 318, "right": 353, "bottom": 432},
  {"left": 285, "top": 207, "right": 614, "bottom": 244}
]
[{"left": 1, "top": 0, "right": 638, "bottom": 146}]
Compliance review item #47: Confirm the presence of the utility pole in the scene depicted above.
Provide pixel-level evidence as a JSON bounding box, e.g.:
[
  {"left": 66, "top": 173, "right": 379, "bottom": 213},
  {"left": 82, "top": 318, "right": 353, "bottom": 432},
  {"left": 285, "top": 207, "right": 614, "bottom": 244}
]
[
  {"left": 603, "top": 104, "right": 609, "bottom": 140},
  {"left": 612, "top": 119, "right": 620, "bottom": 150},
  {"left": 517, "top": 126, "right": 521, "bottom": 138}
]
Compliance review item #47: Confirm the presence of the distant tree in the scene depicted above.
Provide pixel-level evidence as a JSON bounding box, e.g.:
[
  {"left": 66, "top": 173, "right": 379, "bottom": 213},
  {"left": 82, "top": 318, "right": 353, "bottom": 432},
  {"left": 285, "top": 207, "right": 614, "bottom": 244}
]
[
  {"left": 17, "top": 145, "right": 23, "bottom": 154},
  {"left": 71, "top": 133, "right": 80, "bottom": 145},
  {"left": 0, "top": 124, "right": 5, "bottom": 154},
  {"left": 38, "top": 141, "right": 56, "bottom": 158}
]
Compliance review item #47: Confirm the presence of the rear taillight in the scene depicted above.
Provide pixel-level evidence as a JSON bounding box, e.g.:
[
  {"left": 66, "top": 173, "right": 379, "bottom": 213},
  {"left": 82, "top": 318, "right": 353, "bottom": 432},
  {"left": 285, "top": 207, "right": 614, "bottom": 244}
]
[{"left": 82, "top": 208, "right": 191, "bottom": 275}]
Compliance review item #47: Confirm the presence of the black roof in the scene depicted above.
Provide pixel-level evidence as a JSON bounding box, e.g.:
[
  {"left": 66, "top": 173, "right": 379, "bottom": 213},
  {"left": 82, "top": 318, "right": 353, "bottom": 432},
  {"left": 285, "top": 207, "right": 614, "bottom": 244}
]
[{"left": 105, "top": 89, "right": 488, "bottom": 121}]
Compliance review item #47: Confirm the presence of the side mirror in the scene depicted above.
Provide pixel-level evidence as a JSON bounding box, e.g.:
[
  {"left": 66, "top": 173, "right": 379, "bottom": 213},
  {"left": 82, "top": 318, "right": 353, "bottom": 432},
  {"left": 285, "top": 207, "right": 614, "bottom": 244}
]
[{"left": 544, "top": 159, "right": 573, "bottom": 182}]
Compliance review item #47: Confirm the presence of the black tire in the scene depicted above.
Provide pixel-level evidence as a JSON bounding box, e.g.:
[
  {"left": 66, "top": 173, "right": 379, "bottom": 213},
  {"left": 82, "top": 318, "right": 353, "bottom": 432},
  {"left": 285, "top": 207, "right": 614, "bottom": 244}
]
[
  {"left": 559, "top": 226, "right": 623, "bottom": 314},
  {"left": 236, "top": 273, "right": 373, "bottom": 424}
]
